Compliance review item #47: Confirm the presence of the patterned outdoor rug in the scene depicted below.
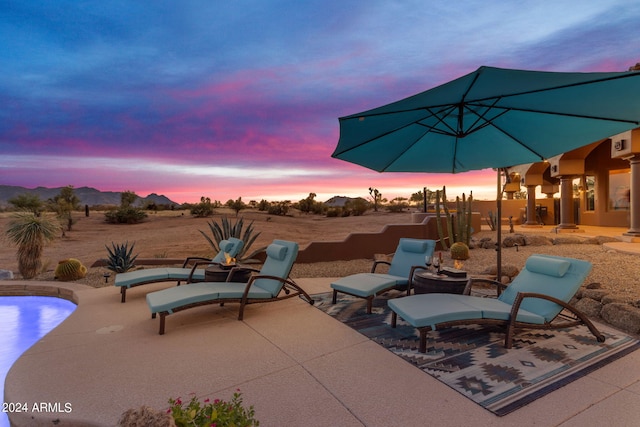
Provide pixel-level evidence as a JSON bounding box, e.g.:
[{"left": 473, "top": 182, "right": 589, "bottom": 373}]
[{"left": 313, "top": 291, "right": 640, "bottom": 416}]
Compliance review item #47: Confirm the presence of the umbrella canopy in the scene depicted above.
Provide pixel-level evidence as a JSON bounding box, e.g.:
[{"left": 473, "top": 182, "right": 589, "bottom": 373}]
[
  {"left": 332, "top": 66, "right": 640, "bottom": 172},
  {"left": 332, "top": 66, "right": 640, "bottom": 279}
]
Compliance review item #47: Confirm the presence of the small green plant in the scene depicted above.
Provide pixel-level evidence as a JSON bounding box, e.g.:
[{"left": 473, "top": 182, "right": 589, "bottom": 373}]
[
  {"left": 200, "top": 216, "right": 266, "bottom": 262},
  {"left": 105, "top": 241, "right": 139, "bottom": 273},
  {"left": 54, "top": 258, "right": 87, "bottom": 281},
  {"left": 167, "top": 391, "right": 259, "bottom": 427}
]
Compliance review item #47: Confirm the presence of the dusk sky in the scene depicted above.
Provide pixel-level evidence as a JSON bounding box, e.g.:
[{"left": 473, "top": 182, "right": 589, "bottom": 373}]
[{"left": 2, "top": 1, "right": 640, "bottom": 204}]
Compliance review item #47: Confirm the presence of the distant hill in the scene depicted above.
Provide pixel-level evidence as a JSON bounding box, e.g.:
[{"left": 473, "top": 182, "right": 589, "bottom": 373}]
[
  {"left": 0, "top": 185, "right": 179, "bottom": 208},
  {"left": 324, "top": 195, "right": 368, "bottom": 207}
]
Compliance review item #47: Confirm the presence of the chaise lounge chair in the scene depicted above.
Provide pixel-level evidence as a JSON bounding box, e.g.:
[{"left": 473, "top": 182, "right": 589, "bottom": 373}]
[
  {"left": 146, "top": 239, "right": 315, "bottom": 334},
  {"left": 115, "top": 237, "right": 244, "bottom": 302},
  {"left": 388, "top": 254, "right": 605, "bottom": 352},
  {"left": 330, "top": 238, "right": 436, "bottom": 313}
]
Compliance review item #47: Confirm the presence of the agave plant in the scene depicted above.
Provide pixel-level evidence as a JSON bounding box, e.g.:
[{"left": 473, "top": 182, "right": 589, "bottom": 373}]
[
  {"left": 5, "top": 212, "right": 60, "bottom": 279},
  {"left": 105, "top": 241, "right": 139, "bottom": 273},
  {"left": 199, "top": 216, "right": 266, "bottom": 262}
]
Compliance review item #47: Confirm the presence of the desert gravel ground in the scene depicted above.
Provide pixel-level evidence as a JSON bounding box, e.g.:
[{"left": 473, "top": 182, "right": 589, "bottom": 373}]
[{"left": 1, "top": 209, "right": 639, "bottom": 301}]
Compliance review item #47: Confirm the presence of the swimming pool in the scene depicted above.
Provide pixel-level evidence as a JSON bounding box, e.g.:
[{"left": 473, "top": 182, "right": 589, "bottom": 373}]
[{"left": 1, "top": 296, "right": 76, "bottom": 427}]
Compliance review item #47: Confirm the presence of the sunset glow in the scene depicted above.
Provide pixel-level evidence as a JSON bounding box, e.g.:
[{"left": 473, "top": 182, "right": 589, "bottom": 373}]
[{"left": 2, "top": 1, "right": 639, "bottom": 203}]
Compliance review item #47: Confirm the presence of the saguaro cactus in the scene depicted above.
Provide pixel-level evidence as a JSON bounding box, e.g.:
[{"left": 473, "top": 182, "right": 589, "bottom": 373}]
[{"left": 435, "top": 186, "right": 473, "bottom": 249}]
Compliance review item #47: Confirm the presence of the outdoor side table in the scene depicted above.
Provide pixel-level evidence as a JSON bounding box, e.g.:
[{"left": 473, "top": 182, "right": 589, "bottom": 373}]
[{"left": 412, "top": 271, "right": 469, "bottom": 295}]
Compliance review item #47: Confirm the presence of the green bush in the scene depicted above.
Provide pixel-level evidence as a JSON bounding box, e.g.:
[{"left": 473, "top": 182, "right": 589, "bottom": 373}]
[
  {"left": 104, "top": 207, "right": 148, "bottom": 224},
  {"left": 167, "top": 392, "right": 259, "bottom": 427}
]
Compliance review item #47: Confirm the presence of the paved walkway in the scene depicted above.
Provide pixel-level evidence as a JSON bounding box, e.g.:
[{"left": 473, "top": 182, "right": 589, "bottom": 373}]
[{"left": 4, "top": 270, "right": 640, "bottom": 426}]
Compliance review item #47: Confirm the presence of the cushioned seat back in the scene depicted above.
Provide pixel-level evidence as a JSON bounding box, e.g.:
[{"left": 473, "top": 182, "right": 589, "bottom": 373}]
[
  {"left": 498, "top": 254, "right": 592, "bottom": 322},
  {"left": 211, "top": 237, "right": 244, "bottom": 264},
  {"left": 387, "top": 238, "right": 436, "bottom": 278},
  {"left": 253, "top": 240, "right": 299, "bottom": 296}
]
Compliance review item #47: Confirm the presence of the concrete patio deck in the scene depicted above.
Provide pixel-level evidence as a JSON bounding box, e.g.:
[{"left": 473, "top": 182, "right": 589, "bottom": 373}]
[{"left": 4, "top": 270, "right": 640, "bottom": 426}]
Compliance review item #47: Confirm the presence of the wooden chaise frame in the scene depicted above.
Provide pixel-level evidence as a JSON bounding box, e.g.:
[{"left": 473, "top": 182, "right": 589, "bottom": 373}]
[
  {"left": 152, "top": 269, "right": 315, "bottom": 335},
  {"left": 391, "top": 277, "right": 606, "bottom": 352}
]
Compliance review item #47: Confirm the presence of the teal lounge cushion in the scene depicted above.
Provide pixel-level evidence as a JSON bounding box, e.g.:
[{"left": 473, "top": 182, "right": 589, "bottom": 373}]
[
  {"left": 525, "top": 256, "right": 570, "bottom": 277},
  {"left": 115, "top": 269, "right": 171, "bottom": 288},
  {"left": 147, "top": 283, "right": 220, "bottom": 314},
  {"left": 388, "top": 293, "right": 545, "bottom": 329},
  {"left": 389, "top": 294, "right": 483, "bottom": 328},
  {"left": 266, "top": 243, "right": 288, "bottom": 261}
]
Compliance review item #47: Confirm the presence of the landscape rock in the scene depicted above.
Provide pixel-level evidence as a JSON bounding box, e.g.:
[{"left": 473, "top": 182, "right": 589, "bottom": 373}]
[
  {"left": 523, "top": 234, "right": 553, "bottom": 246},
  {"left": 502, "top": 234, "right": 526, "bottom": 247},
  {"left": 585, "top": 282, "right": 602, "bottom": 289},
  {"left": 602, "top": 295, "right": 633, "bottom": 305},
  {"left": 584, "top": 235, "right": 620, "bottom": 245},
  {"left": 0, "top": 269, "right": 14, "bottom": 280},
  {"left": 574, "top": 298, "right": 603, "bottom": 318},
  {"left": 551, "top": 236, "right": 585, "bottom": 245},
  {"left": 581, "top": 289, "right": 609, "bottom": 301},
  {"left": 481, "top": 264, "right": 519, "bottom": 280},
  {"left": 600, "top": 303, "right": 640, "bottom": 334}
]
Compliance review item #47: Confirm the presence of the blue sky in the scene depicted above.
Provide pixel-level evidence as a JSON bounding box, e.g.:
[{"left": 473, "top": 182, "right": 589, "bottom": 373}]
[{"left": 2, "top": 0, "right": 639, "bottom": 203}]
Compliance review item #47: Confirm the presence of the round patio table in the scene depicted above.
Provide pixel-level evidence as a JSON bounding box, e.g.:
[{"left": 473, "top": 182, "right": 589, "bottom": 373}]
[{"left": 412, "top": 271, "right": 468, "bottom": 295}]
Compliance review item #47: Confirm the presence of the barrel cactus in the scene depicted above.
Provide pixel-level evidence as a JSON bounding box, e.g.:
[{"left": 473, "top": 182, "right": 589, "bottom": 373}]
[
  {"left": 450, "top": 242, "right": 470, "bottom": 260},
  {"left": 55, "top": 258, "right": 87, "bottom": 281}
]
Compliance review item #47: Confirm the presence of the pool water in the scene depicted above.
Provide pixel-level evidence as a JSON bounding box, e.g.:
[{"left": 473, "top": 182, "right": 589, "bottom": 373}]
[{"left": 1, "top": 296, "right": 76, "bottom": 427}]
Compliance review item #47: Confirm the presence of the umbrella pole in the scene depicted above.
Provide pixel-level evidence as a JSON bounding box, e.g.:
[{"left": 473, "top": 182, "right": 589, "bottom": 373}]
[{"left": 496, "top": 169, "right": 502, "bottom": 281}]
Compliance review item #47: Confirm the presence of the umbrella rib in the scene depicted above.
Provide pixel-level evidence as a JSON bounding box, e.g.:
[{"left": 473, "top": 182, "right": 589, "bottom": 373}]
[
  {"left": 470, "top": 71, "right": 640, "bottom": 104},
  {"left": 466, "top": 102, "right": 640, "bottom": 125}
]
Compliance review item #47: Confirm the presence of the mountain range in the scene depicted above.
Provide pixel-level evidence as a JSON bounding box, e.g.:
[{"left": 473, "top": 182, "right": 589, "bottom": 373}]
[{"left": 0, "top": 185, "right": 179, "bottom": 208}]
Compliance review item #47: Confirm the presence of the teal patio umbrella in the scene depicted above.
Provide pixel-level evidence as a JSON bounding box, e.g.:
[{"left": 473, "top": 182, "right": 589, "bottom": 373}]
[{"left": 332, "top": 66, "right": 640, "bottom": 277}]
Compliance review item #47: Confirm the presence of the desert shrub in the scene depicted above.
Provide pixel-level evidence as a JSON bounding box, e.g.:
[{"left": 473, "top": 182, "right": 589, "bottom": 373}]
[
  {"left": 326, "top": 208, "right": 341, "bottom": 217},
  {"left": 104, "top": 241, "right": 138, "bottom": 273},
  {"left": 386, "top": 202, "right": 407, "bottom": 212},
  {"left": 257, "top": 199, "right": 270, "bottom": 211},
  {"left": 104, "top": 207, "right": 148, "bottom": 224},
  {"left": 267, "top": 201, "right": 289, "bottom": 216},
  {"left": 199, "top": 216, "right": 266, "bottom": 262},
  {"left": 345, "top": 198, "right": 369, "bottom": 216},
  {"left": 190, "top": 196, "right": 215, "bottom": 217},
  {"left": 5, "top": 212, "right": 60, "bottom": 279}
]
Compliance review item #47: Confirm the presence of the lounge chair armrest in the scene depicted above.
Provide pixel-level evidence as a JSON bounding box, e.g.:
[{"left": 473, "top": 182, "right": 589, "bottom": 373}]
[
  {"left": 182, "top": 257, "right": 212, "bottom": 268},
  {"left": 371, "top": 260, "right": 391, "bottom": 273},
  {"left": 407, "top": 265, "right": 428, "bottom": 295}
]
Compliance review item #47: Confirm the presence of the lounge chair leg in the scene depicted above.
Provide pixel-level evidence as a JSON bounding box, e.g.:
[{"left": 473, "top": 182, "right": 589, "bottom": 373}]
[
  {"left": 238, "top": 303, "right": 245, "bottom": 321},
  {"left": 332, "top": 289, "right": 337, "bottom": 305},
  {"left": 419, "top": 329, "right": 427, "bottom": 353},
  {"left": 151, "top": 313, "right": 156, "bottom": 319},
  {"left": 366, "top": 298, "right": 373, "bottom": 314},
  {"left": 391, "top": 311, "right": 397, "bottom": 328},
  {"left": 159, "top": 313, "right": 166, "bottom": 335},
  {"left": 121, "top": 288, "right": 126, "bottom": 303}
]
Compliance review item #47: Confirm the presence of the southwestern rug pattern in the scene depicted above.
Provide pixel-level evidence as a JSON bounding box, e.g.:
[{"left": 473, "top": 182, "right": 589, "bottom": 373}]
[{"left": 313, "top": 291, "right": 640, "bottom": 416}]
